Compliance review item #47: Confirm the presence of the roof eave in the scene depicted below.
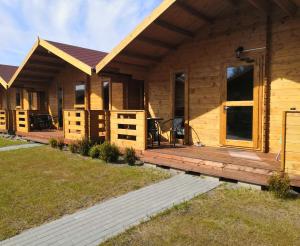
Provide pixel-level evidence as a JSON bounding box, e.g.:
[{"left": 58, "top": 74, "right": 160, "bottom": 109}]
[
  {"left": 8, "top": 38, "right": 93, "bottom": 88},
  {"left": 95, "top": 0, "right": 176, "bottom": 73},
  {"left": 0, "top": 76, "right": 8, "bottom": 89}
]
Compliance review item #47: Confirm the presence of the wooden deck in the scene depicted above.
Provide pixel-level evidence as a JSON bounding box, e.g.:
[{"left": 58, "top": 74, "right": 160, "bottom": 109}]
[
  {"left": 141, "top": 145, "right": 300, "bottom": 187},
  {"left": 16, "top": 130, "right": 64, "bottom": 144}
]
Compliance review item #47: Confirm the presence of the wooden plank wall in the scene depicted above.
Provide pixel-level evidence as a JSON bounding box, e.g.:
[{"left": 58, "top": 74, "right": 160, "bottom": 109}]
[
  {"left": 146, "top": 10, "right": 267, "bottom": 147},
  {"left": 282, "top": 111, "right": 300, "bottom": 175},
  {"left": 269, "top": 13, "right": 300, "bottom": 153},
  {"left": 111, "top": 82, "right": 124, "bottom": 110}
]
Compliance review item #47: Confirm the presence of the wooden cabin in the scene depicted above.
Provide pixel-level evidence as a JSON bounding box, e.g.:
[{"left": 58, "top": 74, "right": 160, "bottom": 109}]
[
  {"left": 90, "top": 0, "right": 300, "bottom": 185},
  {"left": 0, "top": 64, "right": 18, "bottom": 133},
  {"left": 7, "top": 38, "right": 109, "bottom": 143}
]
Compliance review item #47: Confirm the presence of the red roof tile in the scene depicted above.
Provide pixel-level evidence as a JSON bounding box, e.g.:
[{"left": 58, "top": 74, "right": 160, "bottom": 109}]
[
  {"left": 46, "top": 40, "right": 107, "bottom": 68},
  {"left": 0, "top": 64, "right": 18, "bottom": 82}
]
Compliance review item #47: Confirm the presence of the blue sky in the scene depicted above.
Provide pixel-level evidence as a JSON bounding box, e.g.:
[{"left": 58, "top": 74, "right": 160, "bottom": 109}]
[{"left": 0, "top": 0, "right": 162, "bottom": 66}]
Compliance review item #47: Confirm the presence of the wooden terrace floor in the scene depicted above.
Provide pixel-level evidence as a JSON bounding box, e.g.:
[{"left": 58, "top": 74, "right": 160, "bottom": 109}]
[
  {"left": 16, "top": 130, "right": 64, "bottom": 144},
  {"left": 141, "top": 144, "right": 300, "bottom": 187}
]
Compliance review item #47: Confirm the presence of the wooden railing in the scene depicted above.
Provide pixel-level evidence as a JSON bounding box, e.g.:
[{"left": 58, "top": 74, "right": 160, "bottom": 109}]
[
  {"left": 282, "top": 111, "right": 300, "bottom": 176},
  {"left": 89, "top": 110, "right": 109, "bottom": 141},
  {"left": 64, "top": 110, "right": 87, "bottom": 141},
  {"left": 110, "top": 110, "right": 146, "bottom": 150},
  {"left": 0, "top": 110, "right": 7, "bottom": 131},
  {"left": 16, "top": 110, "right": 30, "bottom": 133}
]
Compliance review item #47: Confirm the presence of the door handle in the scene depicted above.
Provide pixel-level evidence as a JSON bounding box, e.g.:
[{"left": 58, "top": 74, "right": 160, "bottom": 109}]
[{"left": 224, "top": 106, "right": 230, "bottom": 110}]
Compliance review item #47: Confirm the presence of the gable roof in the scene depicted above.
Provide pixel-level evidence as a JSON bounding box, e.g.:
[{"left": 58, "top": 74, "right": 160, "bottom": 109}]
[
  {"left": 8, "top": 38, "right": 107, "bottom": 87},
  {"left": 95, "top": 0, "right": 300, "bottom": 73},
  {"left": 95, "top": 0, "right": 176, "bottom": 73},
  {"left": 0, "top": 64, "right": 18, "bottom": 89}
]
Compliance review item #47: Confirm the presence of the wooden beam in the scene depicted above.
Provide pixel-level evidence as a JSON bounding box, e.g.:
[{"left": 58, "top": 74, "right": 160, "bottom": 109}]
[
  {"left": 95, "top": 0, "right": 177, "bottom": 73},
  {"left": 272, "top": 0, "right": 297, "bottom": 16},
  {"left": 176, "top": 0, "right": 214, "bottom": 23},
  {"left": 247, "top": 0, "right": 269, "bottom": 13},
  {"left": 122, "top": 51, "right": 161, "bottom": 62},
  {"left": 137, "top": 36, "right": 177, "bottom": 50},
  {"left": 154, "top": 19, "right": 195, "bottom": 38}
]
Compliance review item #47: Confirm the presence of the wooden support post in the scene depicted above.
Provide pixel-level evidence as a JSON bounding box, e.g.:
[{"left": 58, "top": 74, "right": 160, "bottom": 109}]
[{"left": 263, "top": 11, "right": 272, "bottom": 153}]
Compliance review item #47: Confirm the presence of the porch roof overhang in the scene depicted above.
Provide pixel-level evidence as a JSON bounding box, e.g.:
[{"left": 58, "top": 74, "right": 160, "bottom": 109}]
[
  {"left": 8, "top": 38, "right": 107, "bottom": 88},
  {"left": 95, "top": 0, "right": 299, "bottom": 74},
  {"left": 0, "top": 64, "right": 18, "bottom": 89}
]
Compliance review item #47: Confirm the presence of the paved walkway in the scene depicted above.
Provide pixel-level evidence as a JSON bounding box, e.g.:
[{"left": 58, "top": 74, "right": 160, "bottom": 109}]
[
  {"left": 0, "top": 143, "right": 42, "bottom": 152},
  {"left": 1, "top": 174, "right": 219, "bottom": 246}
]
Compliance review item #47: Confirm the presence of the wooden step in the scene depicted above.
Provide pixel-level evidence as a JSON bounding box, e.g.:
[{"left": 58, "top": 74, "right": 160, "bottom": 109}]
[{"left": 141, "top": 153, "right": 273, "bottom": 186}]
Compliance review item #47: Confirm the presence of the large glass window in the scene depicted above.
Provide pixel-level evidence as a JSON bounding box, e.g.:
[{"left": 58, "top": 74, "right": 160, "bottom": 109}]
[
  {"left": 16, "top": 91, "right": 21, "bottom": 107},
  {"left": 75, "top": 84, "right": 85, "bottom": 105},
  {"left": 226, "top": 106, "right": 253, "bottom": 141},
  {"left": 103, "top": 81, "right": 110, "bottom": 110},
  {"left": 227, "top": 65, "right": 254, "bottom": 101},
  {"left": 174, "top": 73, "right": 186, "bottom": 118}
]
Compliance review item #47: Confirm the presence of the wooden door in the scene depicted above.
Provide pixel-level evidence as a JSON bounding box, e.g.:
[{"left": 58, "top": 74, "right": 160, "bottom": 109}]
[{"left": 221, "top": 62, "right": 261, "bottom": 149}]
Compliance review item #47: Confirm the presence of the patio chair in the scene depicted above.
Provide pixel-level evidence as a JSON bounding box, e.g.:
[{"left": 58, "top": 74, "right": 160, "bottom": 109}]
[
  {"left": 169, "top": 117, "right": 185, "bottom": 147},
  {"left": 30, "top": 114, "right": 53, "bottom": 130},
  {"left": 147, "top": 118, "right": 161, "bottom": 147}
]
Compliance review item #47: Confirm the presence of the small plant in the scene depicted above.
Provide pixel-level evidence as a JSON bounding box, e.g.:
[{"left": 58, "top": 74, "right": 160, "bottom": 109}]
[
  {"left": 268, "top": 172, "right": 290, "bottom": 199},
  {"left": 69, "top": 142, "right": 79, "bottom": 153},
  {"left": 99, "top": 142, "right": 120, "bottom": 163},
  {"left": 49, "top": 138, "right": 58, "bottom": 148},
  {"left": 124, "top": 147, "right": 137, "bottom": 166},
  {"left": 89, "top": 145, "right": 101, "bottom": 159},
  {"left": 57, "top": 139, "right": 65, "bottom": 151},
  {"left": 77, "top": 139, "right": 92, "bottom": 156}
]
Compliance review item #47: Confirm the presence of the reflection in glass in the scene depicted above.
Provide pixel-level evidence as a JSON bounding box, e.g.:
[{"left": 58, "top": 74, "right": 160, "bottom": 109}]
[
  {"left": 227, "top": 66, "right": 254, "bottom": 101},
  {"left": 226, "top": 106, "right": 253, "bottom": 141},
  {"left": 75, "top": 84, "right": 86, "bottom": 105}
]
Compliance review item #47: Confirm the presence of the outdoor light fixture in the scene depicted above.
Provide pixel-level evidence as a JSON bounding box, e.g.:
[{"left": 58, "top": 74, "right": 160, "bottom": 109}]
[{"left": 235, "top": 46, "right": 266, "bottom": 63}]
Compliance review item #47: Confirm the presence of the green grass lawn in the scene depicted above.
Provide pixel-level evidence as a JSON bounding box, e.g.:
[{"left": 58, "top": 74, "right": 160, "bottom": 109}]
[
  {"left": 0, "top": 147, "right": 170, "bottom": 240},
  {"left": 103, "top": 185, "right": 300, "bottom": 246},
  {"left": 0, "top": 137, "right": 26, "bottom": 147}
]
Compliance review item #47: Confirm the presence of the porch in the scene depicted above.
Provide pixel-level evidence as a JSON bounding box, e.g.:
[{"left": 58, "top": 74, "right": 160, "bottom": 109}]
[{"left": 141, "top": 145, "right": 300, "bottom": 187}]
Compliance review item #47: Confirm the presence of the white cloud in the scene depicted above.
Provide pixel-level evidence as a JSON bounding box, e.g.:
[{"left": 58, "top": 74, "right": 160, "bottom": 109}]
[{"left": 0, "top": 0, "right": 162, "bottom": 65}]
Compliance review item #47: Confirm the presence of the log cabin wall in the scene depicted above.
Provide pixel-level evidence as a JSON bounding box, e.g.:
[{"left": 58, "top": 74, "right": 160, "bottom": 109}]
[
  {"left": 0, "top": 87, "right": 6, "bottom": 109},
  {"left": 143, "top": 8, "right": 300, "bottom": 152},
  {"left": 90, "top": 74, "right": 104, "bottom": 110},
  {"left": 269, "top": 13, "right": 300, "bottom": 153},
  {"left": 146, "top": 9, "right": 267, "bottom": 147}
]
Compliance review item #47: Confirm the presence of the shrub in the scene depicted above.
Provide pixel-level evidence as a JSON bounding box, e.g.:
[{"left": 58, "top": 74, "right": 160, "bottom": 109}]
[
  {"left": 77, "top": 139, "right": 92, "bottom": 156},
  {"left": 99, "top": 142, "right": 120, "bottom": 163},
  {"left": 89, "top": 145, "right": 101, "bottom": 159},
  {"left": 69, "top": 142, "right": 79, "bottom": 153},
  {"left": 268, "top": 172, "right": 290, "bottom": 199},
  {"left": 49, "top": 138, "right": 58, "bottom": 148},
  {"left": 57, "top": 139, "right": 65, "bottom": 151},
  {"left": 124, "top": 147, "right": 137, "bottom": 166}
]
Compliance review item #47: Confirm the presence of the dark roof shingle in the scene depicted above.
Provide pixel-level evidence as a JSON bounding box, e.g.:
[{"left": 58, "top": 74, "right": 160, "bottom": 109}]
[
  {"left": 46, "top": 40, "right": 107, "bottom": 68},
  {"left": 0, "top": 64, "right": 18, "bottom": 82}
]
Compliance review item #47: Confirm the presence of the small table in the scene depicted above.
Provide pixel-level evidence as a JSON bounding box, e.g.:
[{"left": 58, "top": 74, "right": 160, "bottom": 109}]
[{"left": 147, "top": 117, "right": 163, "bottom": 147}]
